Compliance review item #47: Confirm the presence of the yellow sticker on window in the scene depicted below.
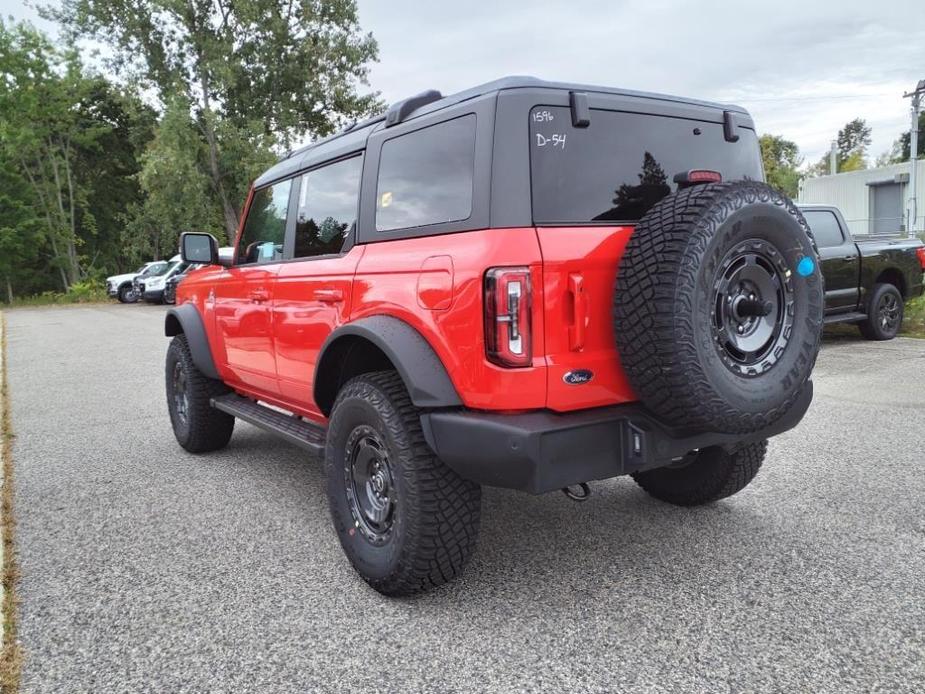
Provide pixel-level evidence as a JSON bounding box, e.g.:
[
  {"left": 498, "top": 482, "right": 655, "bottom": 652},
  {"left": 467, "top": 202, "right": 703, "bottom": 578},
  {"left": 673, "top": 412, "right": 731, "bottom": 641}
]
[{"left": 380, "top": 191, "right": 392, "bottom": 208}]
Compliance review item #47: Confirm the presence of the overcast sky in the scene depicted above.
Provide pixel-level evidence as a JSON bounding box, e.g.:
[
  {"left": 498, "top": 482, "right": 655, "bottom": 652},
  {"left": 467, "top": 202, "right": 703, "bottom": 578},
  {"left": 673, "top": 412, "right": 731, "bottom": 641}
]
[{"left": 6, "top": 0, "right": 925, "bottom": 166}]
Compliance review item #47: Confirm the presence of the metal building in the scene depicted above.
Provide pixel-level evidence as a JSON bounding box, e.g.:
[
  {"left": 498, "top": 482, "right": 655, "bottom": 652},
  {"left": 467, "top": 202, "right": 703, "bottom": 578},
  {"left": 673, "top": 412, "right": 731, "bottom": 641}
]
[{"left": 798, "top": 159, "right": 925, "bottom": 237}]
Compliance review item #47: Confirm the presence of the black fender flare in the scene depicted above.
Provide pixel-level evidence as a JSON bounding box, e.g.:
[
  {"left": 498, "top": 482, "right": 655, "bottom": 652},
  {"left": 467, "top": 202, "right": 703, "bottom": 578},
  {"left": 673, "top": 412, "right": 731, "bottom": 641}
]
[
  {"left": 314, "top": 316, "right": 462, "bottom": 416},
  {"left": 164, "top": 303, "right": 220, "bottom": 380}
]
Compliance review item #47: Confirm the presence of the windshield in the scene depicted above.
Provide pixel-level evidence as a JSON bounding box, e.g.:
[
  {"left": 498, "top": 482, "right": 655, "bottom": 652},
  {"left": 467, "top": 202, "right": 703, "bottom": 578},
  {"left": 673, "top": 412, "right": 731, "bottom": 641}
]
[
  {"left": 530, "top": 107, "right": 763, "bottom": 224},
  {"left": 140, "top": 262, "right": 167, "bottom": 276},
  {"left": 148, "top": 262, "right": 174, "bottom": 277}
]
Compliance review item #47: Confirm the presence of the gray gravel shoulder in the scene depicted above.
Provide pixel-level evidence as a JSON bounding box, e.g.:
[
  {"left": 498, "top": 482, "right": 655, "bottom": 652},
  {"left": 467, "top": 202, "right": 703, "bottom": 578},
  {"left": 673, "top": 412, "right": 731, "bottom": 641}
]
[{"left": 6, "top": 305, "right": 925, "bottom": 693}]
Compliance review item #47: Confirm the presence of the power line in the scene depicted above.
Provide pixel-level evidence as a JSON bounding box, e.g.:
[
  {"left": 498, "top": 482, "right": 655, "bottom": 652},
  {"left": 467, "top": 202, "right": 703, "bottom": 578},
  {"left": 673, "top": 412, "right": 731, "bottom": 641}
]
[{"left": 721, "top": 93, "right": 895, "bottom": 103}]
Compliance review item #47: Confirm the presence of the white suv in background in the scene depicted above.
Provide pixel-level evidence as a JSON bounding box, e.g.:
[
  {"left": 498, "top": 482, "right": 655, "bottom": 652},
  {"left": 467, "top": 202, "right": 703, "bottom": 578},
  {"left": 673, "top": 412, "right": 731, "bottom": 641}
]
[
  {"left": 106, "top": 260, "right": 168, "bottom": 304},
  {"left": 136, "top": 255, "right": 184, "bottom": 303}
]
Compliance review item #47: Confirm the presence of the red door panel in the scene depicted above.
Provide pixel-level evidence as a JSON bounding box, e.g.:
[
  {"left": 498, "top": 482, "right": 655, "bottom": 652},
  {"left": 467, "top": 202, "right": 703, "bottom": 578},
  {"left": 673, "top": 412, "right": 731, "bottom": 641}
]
[
  {"left": 213, "top": 264, "right": 281, "bottom": 395},
  {"left": 273, "top": 246, "right": 366, "bottom": 415}
]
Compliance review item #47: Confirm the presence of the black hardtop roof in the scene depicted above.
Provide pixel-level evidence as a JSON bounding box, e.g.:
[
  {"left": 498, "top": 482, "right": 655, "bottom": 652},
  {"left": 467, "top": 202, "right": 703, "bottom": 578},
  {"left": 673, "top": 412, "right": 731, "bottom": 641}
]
[{"left": 255, "top": 76, "right": 749, "bottom": 188}]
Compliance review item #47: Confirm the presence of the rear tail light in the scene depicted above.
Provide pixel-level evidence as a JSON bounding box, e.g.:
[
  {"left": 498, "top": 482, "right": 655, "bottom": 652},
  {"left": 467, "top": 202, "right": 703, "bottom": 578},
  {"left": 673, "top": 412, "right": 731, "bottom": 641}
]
[
  {"left": 916, "top": 247, "right": 925, "bottom": 271},
  {"left": 484, "top": 267, "right": 532, "bottom": 368}
]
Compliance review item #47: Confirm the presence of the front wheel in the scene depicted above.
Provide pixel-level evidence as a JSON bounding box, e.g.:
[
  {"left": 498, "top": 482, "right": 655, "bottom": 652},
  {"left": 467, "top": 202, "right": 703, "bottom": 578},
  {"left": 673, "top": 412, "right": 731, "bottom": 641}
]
[
  {"left": 859, "top": 283, "right": 903, "bottom": 340},
  {"left": 117, "top": 283, "right": 139, "bottom": 304},
  {"left": 165, "top": 335, "right": 235, "bottom": 453},
  {"left": 325, "top": 371, "right": 481, "bottom": 596},
  {"left": 632, "top": 441, "right": 767, "bottom": 506}
]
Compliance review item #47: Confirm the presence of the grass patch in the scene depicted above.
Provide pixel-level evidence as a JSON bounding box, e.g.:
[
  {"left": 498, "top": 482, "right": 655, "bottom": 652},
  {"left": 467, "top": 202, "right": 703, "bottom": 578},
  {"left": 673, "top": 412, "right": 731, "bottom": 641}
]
[
  {"left": 7, "top": 280, "right": 109, "bottom": 308},
  {"left": 0, "top": 314, "right": 22, "bottom": 692},
  {"left": 902, "top": 295, "right": 925, "bottom": 338}
]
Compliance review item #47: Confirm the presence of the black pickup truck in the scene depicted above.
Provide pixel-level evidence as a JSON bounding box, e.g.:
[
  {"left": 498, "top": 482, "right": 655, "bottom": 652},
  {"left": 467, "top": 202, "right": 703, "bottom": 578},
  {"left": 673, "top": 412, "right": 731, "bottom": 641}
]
[{"left": 799, "top": 204, "right": 925, "bottom": 340}]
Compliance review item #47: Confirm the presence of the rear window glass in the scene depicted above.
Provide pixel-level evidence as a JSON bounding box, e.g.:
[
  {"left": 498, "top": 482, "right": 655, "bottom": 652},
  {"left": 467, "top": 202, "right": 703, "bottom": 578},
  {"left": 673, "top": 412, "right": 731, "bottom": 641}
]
[
  {"left": 801, "top": 210, "right": 844, "bottom": 247},
  {"left": 376, "top": 115, "right": 476, "bottom": 231},
  {"left": 530, "top": 107, "right": 762, "bottom": 224}
]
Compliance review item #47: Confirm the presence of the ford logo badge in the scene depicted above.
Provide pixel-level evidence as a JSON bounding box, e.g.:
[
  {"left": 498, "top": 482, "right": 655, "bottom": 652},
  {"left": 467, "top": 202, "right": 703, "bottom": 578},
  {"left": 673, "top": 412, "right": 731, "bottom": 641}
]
[{"left": 563, "top": 369, "right": 594, "bottom": 385}]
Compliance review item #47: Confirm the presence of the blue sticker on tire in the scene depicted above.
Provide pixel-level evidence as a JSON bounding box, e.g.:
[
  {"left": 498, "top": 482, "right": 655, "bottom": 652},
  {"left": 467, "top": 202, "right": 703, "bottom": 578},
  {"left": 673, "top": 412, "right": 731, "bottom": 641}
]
[{"left": 796, "top": 256, "right": 815, "bottom": 277}]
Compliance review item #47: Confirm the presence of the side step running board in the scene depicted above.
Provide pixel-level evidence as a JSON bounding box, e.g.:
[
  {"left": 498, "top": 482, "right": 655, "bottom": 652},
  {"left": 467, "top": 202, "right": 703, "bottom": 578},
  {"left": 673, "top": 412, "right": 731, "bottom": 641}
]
[
  {"left": 823, "top": 312, "right": 867, "bottom": 325},
  {"left": 211, "top": 393, "right": 326, "bottom": 454}
]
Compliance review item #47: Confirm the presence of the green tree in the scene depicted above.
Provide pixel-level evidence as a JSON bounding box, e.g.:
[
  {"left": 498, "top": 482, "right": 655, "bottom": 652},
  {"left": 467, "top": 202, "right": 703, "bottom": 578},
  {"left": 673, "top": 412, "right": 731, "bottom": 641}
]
[
  {"left": 53, "top": 0, "right": 381, "bottom": 242},
  {"left": 0, "top": 156, "right": 43, "bottom": 301},
  {"left": 759, "top": 134, "right": 802, "bottom": 198},
  {"left": 0, "top": 20, "right": 155, "bottom": 293},
  {"left": 809, "top": 118, "right": 872, "bottom": 175},
  {"left": 0, "top": 20, "right": 108, "bottom": 289},
  {"left": 836, "top": 118, "right": 872, "bottom": 166}
]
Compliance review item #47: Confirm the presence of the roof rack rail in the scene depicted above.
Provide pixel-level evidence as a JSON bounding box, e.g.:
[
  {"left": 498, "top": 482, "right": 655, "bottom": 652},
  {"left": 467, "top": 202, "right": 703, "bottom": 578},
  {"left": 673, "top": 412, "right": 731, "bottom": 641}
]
[
  {"left": 385, "top": 89, "right": 442, "bottom": 128},
  {"left": 344, "top": 112, "right": 386, "bottom": 133}
]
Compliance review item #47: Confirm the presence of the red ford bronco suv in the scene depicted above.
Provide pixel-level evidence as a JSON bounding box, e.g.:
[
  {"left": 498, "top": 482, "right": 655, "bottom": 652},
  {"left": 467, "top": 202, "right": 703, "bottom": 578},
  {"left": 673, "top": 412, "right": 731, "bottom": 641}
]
[{"left": 165, "top": 77, "right": 823, "bottom": 596}]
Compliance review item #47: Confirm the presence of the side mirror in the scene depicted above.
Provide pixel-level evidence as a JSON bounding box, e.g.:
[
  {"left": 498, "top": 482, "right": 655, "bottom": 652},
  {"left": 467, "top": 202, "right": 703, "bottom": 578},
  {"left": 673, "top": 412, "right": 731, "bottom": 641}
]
[{"left": 180, "top": 232, "right": 219, "bottom": 265}]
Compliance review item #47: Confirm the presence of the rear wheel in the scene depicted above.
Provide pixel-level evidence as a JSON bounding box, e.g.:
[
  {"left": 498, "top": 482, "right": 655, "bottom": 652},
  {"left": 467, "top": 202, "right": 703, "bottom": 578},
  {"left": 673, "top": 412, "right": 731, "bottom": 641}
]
[
  {"left": 325, "top": 371, "right": 481, "bottom": 596},
  {"left": 165, "top": 335, "right": 234, "bottom": 453},
  {"left": 117, "top": 283, "right": 139, "bottom": 304},
  {"left": 632, "top": 441, "right": 767, "bottom": 506},
  {"left": 859, "top": 283, "right": 903, "bottom": 340}
]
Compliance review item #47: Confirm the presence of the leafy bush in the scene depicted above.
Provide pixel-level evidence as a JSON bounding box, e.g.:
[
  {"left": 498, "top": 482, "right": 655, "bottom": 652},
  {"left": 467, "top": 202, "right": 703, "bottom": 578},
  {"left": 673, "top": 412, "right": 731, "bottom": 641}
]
[{"left": 10, "top": 279, "right": 109, "bottom": 306}]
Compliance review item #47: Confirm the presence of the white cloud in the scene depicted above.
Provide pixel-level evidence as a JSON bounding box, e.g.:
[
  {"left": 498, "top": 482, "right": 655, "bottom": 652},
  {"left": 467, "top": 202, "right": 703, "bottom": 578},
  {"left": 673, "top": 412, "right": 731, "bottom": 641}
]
[
  {"left": 357, "top": 0, "right": 925, "bottom": 164},
  {"left": 4, "top": 0, "right": 924, "bottom": 165}
]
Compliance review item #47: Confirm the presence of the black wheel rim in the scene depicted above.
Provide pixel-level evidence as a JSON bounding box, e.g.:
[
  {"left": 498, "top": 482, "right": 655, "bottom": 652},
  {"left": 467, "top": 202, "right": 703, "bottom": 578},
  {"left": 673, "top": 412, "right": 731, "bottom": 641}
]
[
  {"left": 711, "top": 239, "right": 795, "bottom": 376},
  {"left": 344, "top": 426, "right": 395, "bottom": 545},
  {"left": 878, "top": 292, "right": 900, "bottom": 333},
  {"left": 172, "top": 361, "right": 189, "bottom": 425}
]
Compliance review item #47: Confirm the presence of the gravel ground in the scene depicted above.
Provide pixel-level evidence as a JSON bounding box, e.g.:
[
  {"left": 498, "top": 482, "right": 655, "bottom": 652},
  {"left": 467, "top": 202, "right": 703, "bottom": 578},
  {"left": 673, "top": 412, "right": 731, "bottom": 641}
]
[{"left": 6, "top": 304, "right": 925, "bottom": 693}]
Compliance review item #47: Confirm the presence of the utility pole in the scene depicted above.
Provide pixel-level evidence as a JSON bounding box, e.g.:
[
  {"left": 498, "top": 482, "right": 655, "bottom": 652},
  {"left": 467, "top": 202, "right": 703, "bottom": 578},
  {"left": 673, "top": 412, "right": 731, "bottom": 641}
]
[
  {"left": 829, "top": 140, "right": 837, "bottom": 176},
  {"left": 903, "top": 79, "right": 925, "bottom": 237}
]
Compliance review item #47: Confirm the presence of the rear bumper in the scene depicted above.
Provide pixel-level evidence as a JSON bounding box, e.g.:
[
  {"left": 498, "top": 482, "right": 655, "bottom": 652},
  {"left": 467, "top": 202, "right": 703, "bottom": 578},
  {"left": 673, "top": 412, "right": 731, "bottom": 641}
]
[{"left": 421, "top": 382, "right": 813, "bottom": 494}]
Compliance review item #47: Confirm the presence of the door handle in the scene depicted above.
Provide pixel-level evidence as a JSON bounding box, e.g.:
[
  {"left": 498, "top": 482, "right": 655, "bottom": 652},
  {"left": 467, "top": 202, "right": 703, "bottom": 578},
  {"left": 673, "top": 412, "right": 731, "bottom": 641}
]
[
  {"left": 842, "top": 256, "right": 856, "bottom": 261},
  {"left": 314, "top": 288, "right": 344, "bottom": 303},
  {"left": 568, "top": 272, "right": 587, "bottom": 351},
  {"left": 249, "top": 289, "right": 270, "bottom": 303}
]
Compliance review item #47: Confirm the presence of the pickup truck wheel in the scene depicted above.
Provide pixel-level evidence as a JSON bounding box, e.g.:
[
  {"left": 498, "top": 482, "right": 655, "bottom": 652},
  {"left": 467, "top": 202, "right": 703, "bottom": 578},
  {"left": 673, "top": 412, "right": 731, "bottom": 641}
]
[
  {"left": 614, "top": 181, "right": 824, "bottom": 434},
  {"left": 632, "top": 440, "right": 767, "bottom": 506},
  {"left": 858, "top": 283, "right": 903, "bottom": 340},
  {"left": 165, "top": 335, "right": 235, "bottom": 453},
  {"left": 117, "top": 283, "right": 139, "bottom": 304},
  {"left": 325, "top": 371, "right": 481, "bottom": 596}
]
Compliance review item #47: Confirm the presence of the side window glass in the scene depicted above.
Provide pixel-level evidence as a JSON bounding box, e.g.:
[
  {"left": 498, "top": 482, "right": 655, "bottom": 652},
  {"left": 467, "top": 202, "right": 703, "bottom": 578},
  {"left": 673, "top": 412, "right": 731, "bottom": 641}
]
[
  {"left": 375, "top": 115, "right": 476, "bottom": 231},
  {"left": 237, "top": 181, "right": 291, "bottom": 264},
  {"left": 294, "top": 155, "right": 363, "bottom": 258},
  {"left": 803, "top": 210, "right": 844, "bottom": 248}
]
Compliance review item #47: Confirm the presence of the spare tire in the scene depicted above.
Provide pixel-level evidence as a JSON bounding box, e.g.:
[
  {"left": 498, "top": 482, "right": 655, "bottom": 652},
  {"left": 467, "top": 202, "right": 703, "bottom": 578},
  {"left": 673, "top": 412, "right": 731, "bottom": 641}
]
[{"left": 613, "top": 181, "right": 823, "bottom": 434}]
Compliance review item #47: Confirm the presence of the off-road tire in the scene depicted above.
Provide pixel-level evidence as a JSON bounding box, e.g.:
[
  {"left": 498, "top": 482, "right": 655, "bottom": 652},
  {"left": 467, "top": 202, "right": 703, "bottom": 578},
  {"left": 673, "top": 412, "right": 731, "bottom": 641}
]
[
  {"left": 858, "top": 282, "right": 903, "bottom": 341},
  {"left": 613, "top": 181, "right": 824, "bottom": 434},
  {"left": 632, "top": 440, "right": 767, "bottom": 506},
  {"left": 117, "top": 283, "right": 138, "bottom": 304},
  {"left": 165, "top": 335, "right": 234, "bottom": 453},
  {"left": 325, "top": 371, "right": 481, "bottom": 596}
]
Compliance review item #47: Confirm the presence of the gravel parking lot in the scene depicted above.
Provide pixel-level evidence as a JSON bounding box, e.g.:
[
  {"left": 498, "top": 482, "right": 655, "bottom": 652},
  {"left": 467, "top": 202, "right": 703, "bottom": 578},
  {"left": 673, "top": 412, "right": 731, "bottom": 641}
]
[{"left": 6, "top": 304, "right": 925, "bottom": 693}]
